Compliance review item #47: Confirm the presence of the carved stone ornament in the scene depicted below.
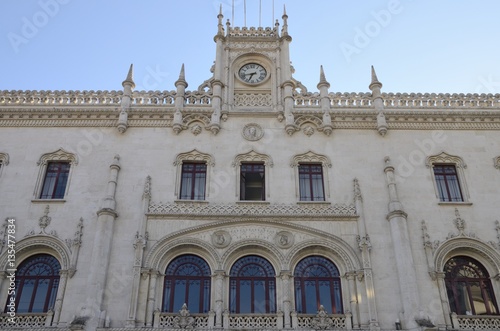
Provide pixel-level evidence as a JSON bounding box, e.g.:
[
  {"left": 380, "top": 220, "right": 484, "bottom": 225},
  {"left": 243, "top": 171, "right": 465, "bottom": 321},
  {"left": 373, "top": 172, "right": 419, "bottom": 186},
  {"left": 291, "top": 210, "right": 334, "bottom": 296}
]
[
  {"left": 39, "top": 205, "right": 52, "bottom": 234},
  {"left": 211, "top": 230, "right": 231, "bottom": 248},
  {"left": 494, "top": 156, "right": 500, "bottom": 169},
  {"left": 242, "top": 123, "right": 264, "bottom": 141},
  {"left": 173, "top": 303, "right": 195, "bottom": 329},
  {"left": 275, "top": 231, "right": 294, "bottom": 249},
  {"left": 311, "top": 305, "right": 334, "bottom": 330}
]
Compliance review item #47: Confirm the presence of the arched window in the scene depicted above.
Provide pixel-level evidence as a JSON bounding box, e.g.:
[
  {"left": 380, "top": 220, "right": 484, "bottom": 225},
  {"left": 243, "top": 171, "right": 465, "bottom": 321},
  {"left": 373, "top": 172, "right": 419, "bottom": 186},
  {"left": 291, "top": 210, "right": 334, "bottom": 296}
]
[
  {"left": 162, "top": 255, "right": 211, "bottom": 313},
  {"left": 294, "top": 256, "right": 343, "bottom": 314},
  {"left": 229, "top": 255, "right": 276, "bottom": 314},
  {"left": 6, "top": 254, "right": 61, "bottom": 313},
  {"left": 445, "top": 256, "right": 498, "bottom": 315}
]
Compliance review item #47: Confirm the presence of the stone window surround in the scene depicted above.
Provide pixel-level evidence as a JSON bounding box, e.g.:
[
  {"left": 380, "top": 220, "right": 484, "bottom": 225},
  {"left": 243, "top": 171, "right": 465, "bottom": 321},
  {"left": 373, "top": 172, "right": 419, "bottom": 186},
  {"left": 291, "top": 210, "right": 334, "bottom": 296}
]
[
  {"left": 32, "top": 148, "right": 78, "bottom": 202},
  {"left": 232, "top": 150, "right": 273, "bottom": 200},
  {"left": 290, "top": 151, "right": 332, "bottom": 201},
  {"left": 174, "top": 149, "right": 214, "bottom": 200},
  {"left": 425, "top": 151, "right": 470, "bottom": 204}
]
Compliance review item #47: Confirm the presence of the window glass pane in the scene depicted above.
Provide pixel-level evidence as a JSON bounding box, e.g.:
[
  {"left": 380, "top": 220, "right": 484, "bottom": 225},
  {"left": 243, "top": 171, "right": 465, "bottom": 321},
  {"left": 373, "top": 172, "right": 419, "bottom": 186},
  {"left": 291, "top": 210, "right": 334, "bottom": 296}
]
[
  {"left": 230, "top": 279, "right": 237, "bottom": 313},
  {"left": 188, "top": 280, "right": 201, "bottom": 313},
  {"left": 299, "top": 174, "right": 311, "bottom": 201},
  {"left": 203, "top": 279, "right": 211, "bottom": 313},
  {"left": 17, "top": 280, "right": 35, "bottom": 313},
  {"left": 470, "top": 282, "right": 486, "bottom": 315},
  {"left": 32, "top": 279, "right": 50, "bottom": 313},
  {"left": 295, "top": 280, "right": 303, "bottom": 313},
  {"left": 239, "top": 280, "right": 252, "bottom": 313},
  {"left": 40, "top": 173, "right": 57, "bottom": 199},
  {"left": 435, "top": 174, "right": 447, "bottom": 201},
  {"left": 447, "top": 176, "right": 463, "bottom": 202},
  {"left": 311, "top": 174, "right": 325, "bottom": 201},
  {"left": 163, "top": 280, "right": 172, "bottom": 312},
  {"left": 333, "top": 280, "right": 343, "bottom": 314},
  {"left": 194, "top": 172, "right": 206, "bottom": 200},
  {"left": 269, "top": 280, "right": 276, "bottom": 313},
  {"left": 254, "top": 280, "right": 266, "bottom": 313},
  {"left": 304, "top": 280, "right": 318, "bottom": 314},
  {"left": 54, "top": 172, "right": 68, "bottom": 199},
  {"left": 173, "top": 280, "right": 187, "bottom": 312},
  {"left": 318, "top": 280, "right": 332, "bottom": 314}
]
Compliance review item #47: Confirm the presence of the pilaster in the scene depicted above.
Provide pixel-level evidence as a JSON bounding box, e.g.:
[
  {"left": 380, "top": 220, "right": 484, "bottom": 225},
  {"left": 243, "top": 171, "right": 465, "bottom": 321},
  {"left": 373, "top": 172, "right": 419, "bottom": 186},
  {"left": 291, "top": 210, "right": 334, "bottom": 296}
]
[{"left": 383, "top": 157, "right": 420, "bottom": 330}]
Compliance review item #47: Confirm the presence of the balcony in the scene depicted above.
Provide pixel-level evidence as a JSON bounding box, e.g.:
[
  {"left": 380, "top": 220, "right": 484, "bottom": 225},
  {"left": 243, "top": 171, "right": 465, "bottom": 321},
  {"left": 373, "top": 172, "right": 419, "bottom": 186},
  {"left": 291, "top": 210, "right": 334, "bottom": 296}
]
[
  {"left": 451, "top": 312, "right": 500, "bottom": 330},
  {"left": 0, "top": 311, "right": 61, "bottom": 330}
]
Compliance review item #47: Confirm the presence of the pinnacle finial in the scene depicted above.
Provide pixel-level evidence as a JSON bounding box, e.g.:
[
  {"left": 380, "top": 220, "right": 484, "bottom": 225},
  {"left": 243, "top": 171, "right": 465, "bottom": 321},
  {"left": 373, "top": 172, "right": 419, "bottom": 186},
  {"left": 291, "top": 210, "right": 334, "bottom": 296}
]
[
  {"left": 317, "top": 65, "right": 330, "bottom": 90},
  {"left": 122, "top": 64, "right": 135, "bottom": 89},
  {"left": 283, "top": 4, "right": 287, "bottom": 17},
  {"left": 175, "top": 63, "right": 188, "bottom": 88},
  {"left": 369, "top": 65, "right": 382, "bottom": 90}
]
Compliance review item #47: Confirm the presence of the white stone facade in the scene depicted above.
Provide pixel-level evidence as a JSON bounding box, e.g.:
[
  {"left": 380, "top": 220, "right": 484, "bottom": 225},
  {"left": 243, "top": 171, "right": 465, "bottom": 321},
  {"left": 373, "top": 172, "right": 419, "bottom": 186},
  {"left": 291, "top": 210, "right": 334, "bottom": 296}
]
[{"left": 1, "top": 8, "right": 500, "bottom": 331}]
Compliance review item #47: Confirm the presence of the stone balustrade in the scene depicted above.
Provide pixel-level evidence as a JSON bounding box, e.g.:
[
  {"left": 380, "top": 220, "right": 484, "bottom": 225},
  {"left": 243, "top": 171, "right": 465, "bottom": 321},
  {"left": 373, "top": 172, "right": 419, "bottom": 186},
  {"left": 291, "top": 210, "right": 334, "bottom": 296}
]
[
  {"left": 451, "top": 313, "right": 500, "bottom": 330},
  {"left": 0, "top": 311, "right": 54, "bottom": 329}
]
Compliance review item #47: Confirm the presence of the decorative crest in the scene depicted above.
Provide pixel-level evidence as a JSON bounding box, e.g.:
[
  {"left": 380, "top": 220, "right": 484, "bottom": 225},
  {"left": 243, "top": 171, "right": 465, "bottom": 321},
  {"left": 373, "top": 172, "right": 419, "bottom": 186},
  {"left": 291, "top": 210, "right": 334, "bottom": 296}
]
[
  {"left": 311, "top": 305, "right": 334, "bottom": 330},
  {"left": 353, "top": 178, "right": 362, "bottom": 202},
  {"left": 173, "top": 303, "right": 195, "bottom": 329},
  {"left": 39, "top": 205, "right": 52, "bottom": 234}
]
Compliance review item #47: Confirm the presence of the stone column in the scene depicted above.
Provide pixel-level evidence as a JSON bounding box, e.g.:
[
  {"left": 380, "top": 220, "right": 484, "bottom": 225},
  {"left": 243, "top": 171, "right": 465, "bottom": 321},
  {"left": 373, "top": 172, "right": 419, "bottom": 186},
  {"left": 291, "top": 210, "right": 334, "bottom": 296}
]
[
  {"left": 436, "top": 272, "right": 452, "bottom": 327},
  {"left": 384, "top": 157, "right": 420, "bottom": 329},
  {"left": 345, "top": 272, "right": 359, "bottom": 328},
  {"left": 145, "top": 270, "right": 159, "bottom": 327},
  {"left": 213, "top": 270, "right": 225, "bottom": 328},
  {"left": 82, "top": 155, "right": 121, "bottom": 331},
  {"left": 279, "top": 271, "right": 292, "bottom": 328},
  {"left": 53, "top": 270, "right": 68, "bottom": 326}
]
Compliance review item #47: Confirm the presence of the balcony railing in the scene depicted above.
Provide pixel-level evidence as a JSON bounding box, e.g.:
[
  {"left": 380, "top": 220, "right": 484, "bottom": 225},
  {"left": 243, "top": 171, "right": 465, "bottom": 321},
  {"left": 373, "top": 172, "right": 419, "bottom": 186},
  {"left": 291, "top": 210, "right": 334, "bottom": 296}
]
[
  {"left": 153, "top": 305, "right": 352, "bottom": 330},
  {"left": 451, "top": 312, "right": 500, "bottom": 330},
  {"left": 0, "top": 311, "right": 53, "bottom": 329}
]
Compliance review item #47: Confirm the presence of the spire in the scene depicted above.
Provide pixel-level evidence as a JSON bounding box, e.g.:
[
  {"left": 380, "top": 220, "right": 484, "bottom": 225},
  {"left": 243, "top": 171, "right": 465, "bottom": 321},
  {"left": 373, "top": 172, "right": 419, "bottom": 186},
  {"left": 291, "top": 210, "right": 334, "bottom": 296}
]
[
  {"left": 281, "top": 5, "right": 288, "bottom": 36},
  {"left": 369, "top": 65, "right": 382, "bottom": 90},
  {"left": 175, "top": 63, "right": 188, "bottom": 88},
  {"left": 317, "top": 65, "right": 330, "bottom": 90},
  {"left": 122, "top": 64, "right": 135, "bottom": 89},
  {"left": 217, "top": 4, "right": 224, "bottom": 36}
]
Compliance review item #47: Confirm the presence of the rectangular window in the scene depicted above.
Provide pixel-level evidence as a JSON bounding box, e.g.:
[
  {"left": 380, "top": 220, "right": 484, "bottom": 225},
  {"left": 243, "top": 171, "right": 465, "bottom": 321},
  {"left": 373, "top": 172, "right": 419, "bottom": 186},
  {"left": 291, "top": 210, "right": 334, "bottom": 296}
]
[
  {"left": 298, "top": 164, "right": 325, "bottom": 201},
  {"left": 180, "top": 162, "right": 207, "bottom": 200},
  {"left": 240, "top": 163, "right": 265, "bottom": 201},
  {"left": 433, "top": 164, "right": 463, "bottom": 202},
  {"left": 40, "top": 162, "right": 70, "bottom": 199}
]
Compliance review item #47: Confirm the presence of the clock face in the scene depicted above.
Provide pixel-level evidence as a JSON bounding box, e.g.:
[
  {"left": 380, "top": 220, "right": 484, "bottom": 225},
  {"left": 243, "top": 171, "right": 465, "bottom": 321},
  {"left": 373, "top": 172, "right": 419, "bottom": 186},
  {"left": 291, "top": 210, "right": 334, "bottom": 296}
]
[{"left": 238, "top": 63, "right": 267, "bottom": 84}]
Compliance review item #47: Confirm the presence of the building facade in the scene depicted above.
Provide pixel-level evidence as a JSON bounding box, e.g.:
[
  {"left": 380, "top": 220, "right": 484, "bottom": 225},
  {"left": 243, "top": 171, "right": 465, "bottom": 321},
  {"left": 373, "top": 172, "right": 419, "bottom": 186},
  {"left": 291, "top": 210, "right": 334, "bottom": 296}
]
[{"left": 1, "top": 7, "right": 500, "bottom": 331}]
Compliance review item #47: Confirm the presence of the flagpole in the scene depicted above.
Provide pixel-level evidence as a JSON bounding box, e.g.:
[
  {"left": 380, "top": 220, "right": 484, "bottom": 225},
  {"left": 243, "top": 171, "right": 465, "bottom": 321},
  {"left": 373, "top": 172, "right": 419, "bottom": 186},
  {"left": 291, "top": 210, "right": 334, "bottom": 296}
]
[
  {"left": 259, "top": 0, "right": 262, "bottom": 26},
  {"left": 244, "top": 0, "right": 246, "bottom": 26},
  {"left": 232, "top": 0, "right": 234, "bottom": 25}
]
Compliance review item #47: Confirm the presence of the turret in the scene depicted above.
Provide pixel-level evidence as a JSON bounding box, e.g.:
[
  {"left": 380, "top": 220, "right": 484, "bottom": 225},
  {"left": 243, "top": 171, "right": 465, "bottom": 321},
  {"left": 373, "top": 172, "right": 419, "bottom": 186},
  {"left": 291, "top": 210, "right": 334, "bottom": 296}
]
[
  {"left": 117, "top": 64, "right": 135, "bottom": 133},
  {"left": 317, "top": 66, "right": 333, "bottom": 136},
  {"left": 369, "top": 66, "right": 388, "bottom": 136},
  {"left": 173, "top": 64, "right": 187, "bottom": 134}
]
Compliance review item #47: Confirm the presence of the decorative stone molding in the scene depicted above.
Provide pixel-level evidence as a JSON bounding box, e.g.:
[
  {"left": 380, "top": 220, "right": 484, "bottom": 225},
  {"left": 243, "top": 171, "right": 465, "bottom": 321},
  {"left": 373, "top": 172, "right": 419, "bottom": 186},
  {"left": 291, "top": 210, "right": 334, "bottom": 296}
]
[
  {"left": 425, "top": 151, "right": 467, "bottom": 169},
  {"left": 173, "top": 149, "right": 214, "bottom": 199},
  {"left": 211, "top": 230, "right": 231, "bottom": 248},
  {"left": 494, "top": 156, "right": 500, "bottom": 169},
  {"left": 38, "top": 205, "right": 52, "bottom": 235},
  {"left": 242, "top": 123, "right": 264, "bottom": 141},
  {"left": 274, "top": 231, "right": 294, "bottom": 249},
  {"left": 290, "top": 151, "right": 332, "bottom": 168},
  {"left": 234, "top": 93, "right": 272, "bottom": 107},
  {"left": 148, "top": 202, "right": 357, "bottom": 220},
  {"left": 172, "top": 304, "right": 195, "bottom": 329},
  {"left": 37, "top": 147, "right": 78, "bottom": 166},
  {"left": 0, "top": 152, "right": 9, "bottom": 166},
  {"left": 446, "top": 208, "right": 476, "bottom": 239},
  {"left": 311, "top": 305, "right": 334, "bottom": 329}
]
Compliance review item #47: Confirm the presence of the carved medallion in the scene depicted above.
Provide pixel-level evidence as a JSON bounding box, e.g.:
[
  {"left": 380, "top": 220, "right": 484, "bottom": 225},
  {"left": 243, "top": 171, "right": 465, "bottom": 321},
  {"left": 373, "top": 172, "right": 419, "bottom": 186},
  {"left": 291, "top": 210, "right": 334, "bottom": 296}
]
[
  {"left": 275, "top": 231, "right": 294, "bottom": 249},
  {"left": 211, "top": 230, "right": 231, "bottom": 248},
  {"left": 242, "top": 123, "right": 264, "bottom": 141}
]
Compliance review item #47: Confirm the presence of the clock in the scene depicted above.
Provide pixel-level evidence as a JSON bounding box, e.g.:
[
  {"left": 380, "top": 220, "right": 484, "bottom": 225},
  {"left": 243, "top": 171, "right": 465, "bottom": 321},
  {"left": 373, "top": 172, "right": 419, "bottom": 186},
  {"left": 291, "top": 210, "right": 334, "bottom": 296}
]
[{"left": 238, "top": 63, "right": 267, "bottom": 84}]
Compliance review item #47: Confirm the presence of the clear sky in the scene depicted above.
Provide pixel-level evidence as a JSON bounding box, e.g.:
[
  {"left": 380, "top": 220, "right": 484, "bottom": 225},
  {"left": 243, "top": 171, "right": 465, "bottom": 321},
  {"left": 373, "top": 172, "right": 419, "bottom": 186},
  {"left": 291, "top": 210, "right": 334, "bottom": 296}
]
[{"left": 1, "top": 0, "right": 500, "bottom": 94}]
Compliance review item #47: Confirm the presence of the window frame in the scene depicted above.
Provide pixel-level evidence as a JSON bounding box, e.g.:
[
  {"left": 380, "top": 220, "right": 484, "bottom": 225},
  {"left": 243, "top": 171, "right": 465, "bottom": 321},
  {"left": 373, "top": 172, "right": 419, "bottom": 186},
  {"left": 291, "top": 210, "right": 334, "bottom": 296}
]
[
  {"left": 229, "top": 255, "right": 276, "bottom": 314},
  {"left": 291, "top": 151, "right": 331, "bottom": 202},
  {"left": 298, "top": 163, "right": 326, "bottom": 202},
  {"left": 444, "top": 256, "right": 499, "bottom": 315},
  {"left": 240, "top": 162, "right": 265, "bottom": 201},
  {"left": 233, "top": 150, "right": 273, "bottom": 201},
  {"left": 293, "top": 256, "right": 343, "bottom": 314},
  {"left": 33, "top": 148, "right": 78, "bottom": 201},
  {"left": 426, "top": 152, "right": 470, "bottom": 203},
  {"left": 5, "top": 254, "right": 61, "bottom": 313},
  {"left": 174, "top": 150, "right": 214, "bottom": 201},
  {"left": 179, "top": 162, "right": 207, "bottom": 200},
  {"left": 162, "top": 254, "right": 211, "bottom": 314}
]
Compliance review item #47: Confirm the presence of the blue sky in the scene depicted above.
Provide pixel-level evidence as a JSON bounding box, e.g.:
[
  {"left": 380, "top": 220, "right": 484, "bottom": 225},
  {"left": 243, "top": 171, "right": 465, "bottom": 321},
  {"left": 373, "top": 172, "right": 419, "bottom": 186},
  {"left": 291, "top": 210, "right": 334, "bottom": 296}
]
[{"left": 1, "top": 0, "right": 500, "bottom": 94}]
